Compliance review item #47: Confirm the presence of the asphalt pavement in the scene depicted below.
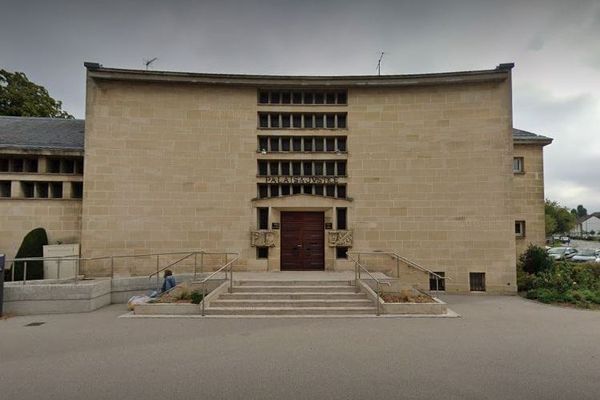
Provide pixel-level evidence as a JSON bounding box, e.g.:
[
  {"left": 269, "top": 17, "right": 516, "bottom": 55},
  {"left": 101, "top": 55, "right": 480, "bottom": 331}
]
[{"left": 1, "top": 295, "right": 599, "bottom": 400}]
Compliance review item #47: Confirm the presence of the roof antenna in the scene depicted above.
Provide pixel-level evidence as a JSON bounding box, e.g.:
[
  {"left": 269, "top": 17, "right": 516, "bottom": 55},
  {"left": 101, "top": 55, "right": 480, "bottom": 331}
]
[
  {"left": 144, "top": 57, "right": 158, "bottom": 70},
  {"left": 376, "top": 52, "right": 385, "bottom": 76}
]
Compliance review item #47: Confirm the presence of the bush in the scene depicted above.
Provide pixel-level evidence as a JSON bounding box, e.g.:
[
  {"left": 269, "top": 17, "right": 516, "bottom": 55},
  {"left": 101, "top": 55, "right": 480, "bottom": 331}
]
[
  {"left": 5, "top": 227, "right": 48, "bottom": 281},
  {"left": 190, "top": 291, "right": 204, "bottom": 304},
  {"left": 519, "top": 244, "right": 553, "bottom": 275}
]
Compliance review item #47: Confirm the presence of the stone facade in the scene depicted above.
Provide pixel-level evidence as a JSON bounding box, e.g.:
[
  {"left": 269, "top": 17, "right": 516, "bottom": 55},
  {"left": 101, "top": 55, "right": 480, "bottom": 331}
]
[{"left": 0, "top": 64, "right": 552, "bottom": 294}]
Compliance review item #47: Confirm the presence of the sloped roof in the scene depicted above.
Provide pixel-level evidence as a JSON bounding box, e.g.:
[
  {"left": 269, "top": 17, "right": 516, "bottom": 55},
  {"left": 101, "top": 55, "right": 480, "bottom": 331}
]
[
  {"left": 513, "top": 128, "right": 553, "bottom": 145},
  {"left": 0, "top": 116, "right": 84, "bottom": 151},
  {"left": 578, "top": 212, "right": 600, "bottom": 223}
]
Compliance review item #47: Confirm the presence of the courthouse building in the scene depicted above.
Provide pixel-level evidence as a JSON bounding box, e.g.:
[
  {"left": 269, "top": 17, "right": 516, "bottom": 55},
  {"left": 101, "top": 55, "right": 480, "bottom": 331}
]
[{"left": 0, "top": 62, "right": 552, "bottom": 293}]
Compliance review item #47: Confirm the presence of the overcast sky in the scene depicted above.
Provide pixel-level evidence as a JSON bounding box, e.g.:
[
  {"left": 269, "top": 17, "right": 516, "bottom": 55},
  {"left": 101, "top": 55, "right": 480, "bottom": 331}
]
[{"left": 1, "top": 0, "right": 599, "bottom": 212}]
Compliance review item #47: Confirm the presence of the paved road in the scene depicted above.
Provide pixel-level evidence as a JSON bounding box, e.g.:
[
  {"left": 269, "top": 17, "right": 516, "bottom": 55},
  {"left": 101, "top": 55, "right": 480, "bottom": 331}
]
[{"left": 1, "top": 295, "right": 600, "bottom": 400}]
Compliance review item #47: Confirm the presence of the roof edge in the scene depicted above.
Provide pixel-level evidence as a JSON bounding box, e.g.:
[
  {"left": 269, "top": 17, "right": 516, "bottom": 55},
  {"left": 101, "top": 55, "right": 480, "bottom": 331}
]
[{"left": 84, "top": 62, "right": 513, "bottom": 87}]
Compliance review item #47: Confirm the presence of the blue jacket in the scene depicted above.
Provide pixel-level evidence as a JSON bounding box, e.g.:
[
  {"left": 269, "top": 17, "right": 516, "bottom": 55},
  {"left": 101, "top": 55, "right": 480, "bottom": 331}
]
[{"left": 161, "top": 275, "right": 177, "bottom": 292}]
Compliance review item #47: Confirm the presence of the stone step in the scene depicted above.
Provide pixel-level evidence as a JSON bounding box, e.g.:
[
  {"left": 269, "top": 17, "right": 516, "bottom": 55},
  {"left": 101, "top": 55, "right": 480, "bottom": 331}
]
[
  {"left": 204, "top": 306, "right": 377, "bottom": 316},
  {"left": 232, "top": 285, "right": 358, "bottom": 293},
  {"left": 210, "top": 299, "right": 374, "bottom": 308},
  {"left": 221, "top": 292, "right": 368, "bottom": 300},
  {"left": 236, "top": 280, "right": 351, "bottom": 287}
]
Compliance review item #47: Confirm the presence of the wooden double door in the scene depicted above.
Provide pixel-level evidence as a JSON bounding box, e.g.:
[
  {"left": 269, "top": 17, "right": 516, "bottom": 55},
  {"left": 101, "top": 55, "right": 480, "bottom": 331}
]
[{"left": 280, "top": 212, "right": 325, "bottom": 271}]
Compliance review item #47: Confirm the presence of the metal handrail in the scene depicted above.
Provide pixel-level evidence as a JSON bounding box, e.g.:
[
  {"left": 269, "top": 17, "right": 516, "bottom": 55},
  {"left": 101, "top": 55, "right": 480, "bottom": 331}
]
[
  {"left": 346, "top": 253, "right": 390, "bottom": 316},
  {"left": 4, "top": 249, "right": 229, "bottom": 285},
  {"left": 198, "top": 254, "right": 240, "bottom": 316},
  {"left": 347, "top": 251, "right": 450, "bottom": 280}
]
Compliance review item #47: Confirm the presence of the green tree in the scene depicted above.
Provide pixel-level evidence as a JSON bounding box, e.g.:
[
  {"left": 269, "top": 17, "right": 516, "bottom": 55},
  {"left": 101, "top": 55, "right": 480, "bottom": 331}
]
[
  {"left": 576, "top": 205, "right": 588, "bottom": 218},
  {"left": 545, "top": 199, "right": 576, "bottom": 235},
  {"left": 0, "top": 69, "right": 73, "bottom": 118}
]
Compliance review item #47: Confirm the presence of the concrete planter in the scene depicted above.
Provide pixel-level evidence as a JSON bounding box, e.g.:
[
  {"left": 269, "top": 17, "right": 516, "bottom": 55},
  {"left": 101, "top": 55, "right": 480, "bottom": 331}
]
[
  {"left": 133, "top": 281, "right": 230, "bottom": 315},
  {"left": 358, "top": 281, "right": 447, "bottom": 315}
]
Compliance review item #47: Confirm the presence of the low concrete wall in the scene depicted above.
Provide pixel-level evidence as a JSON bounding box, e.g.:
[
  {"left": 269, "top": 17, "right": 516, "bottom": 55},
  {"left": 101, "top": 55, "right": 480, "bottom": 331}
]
[
  {"left": 4, "top": 279, "right": 111, "bottom": 315},
  {"left": 358, "top": 281, "right": 447, "bottom": 315},
  {"left": 3, "top": 273, "right": 225, "bottom": 315}
]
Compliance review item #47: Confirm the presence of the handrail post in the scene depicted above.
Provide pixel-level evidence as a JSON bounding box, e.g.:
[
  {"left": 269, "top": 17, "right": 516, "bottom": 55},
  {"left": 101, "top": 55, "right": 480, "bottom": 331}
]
[
  {"left": 396, "top": 257, "right": 400, "bottom": 278},
  {"left": 23, "top": 261, "right": 27, "bottom": 285},
  {"left": 376, "top": 281, "right": 380, "bottom": 316},
  {"left": 75, "top": 258, "right": 79, "bottom": 283},
  {"left": 201, "top": 282, "right": 206, "bottom": 316},
  {"left": 194, "top": 252, "right": 198, "bottom": 280},
  {"left": 200, "top": 252, "right": 204, "bottom": 275},
  {"left": 57, "top": 258, "right": 61, "bottom": 280},
  {"left": 156, "top": 255, "right": 160, "bottom": 293},
  {"left": 110, "top": 256, "right": 114, "bottom": 279},
  {"left": 11, "top": 262, "right": 15, "bottom": 282},
  {"left": 229, "top": 256, "right": 233, "bottom": 293}
]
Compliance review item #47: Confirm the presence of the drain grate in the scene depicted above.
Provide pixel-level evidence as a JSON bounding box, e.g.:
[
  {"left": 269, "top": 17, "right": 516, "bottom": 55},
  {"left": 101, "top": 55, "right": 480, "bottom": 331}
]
[{"left": 25, "top": 322, "right": 45, "bottom": 327}]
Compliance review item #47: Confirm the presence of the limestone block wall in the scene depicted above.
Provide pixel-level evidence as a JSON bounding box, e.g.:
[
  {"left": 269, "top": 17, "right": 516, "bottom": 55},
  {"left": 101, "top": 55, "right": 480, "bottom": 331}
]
[
  {"left": 81, "top": 79, "right": 258, "bottom": 275},
  {"left": 0, "top": 200, "right": 82, "bottom": 260},
  {"left": 346, "top": 82, "right": 516, "bottom": 293},
  {"left": 513, "top": 144, "right": 546, "bottom": 256}
]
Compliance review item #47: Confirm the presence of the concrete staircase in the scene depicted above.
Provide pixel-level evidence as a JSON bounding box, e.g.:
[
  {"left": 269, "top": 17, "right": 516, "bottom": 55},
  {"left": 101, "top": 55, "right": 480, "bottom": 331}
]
[{"left": 205, "top": 280, "right": 376, "bottom": 316}]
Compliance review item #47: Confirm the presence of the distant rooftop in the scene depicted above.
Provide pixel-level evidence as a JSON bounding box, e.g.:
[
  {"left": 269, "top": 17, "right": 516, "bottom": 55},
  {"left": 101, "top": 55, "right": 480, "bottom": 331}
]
[
  {"left": 513, "top": 128, "right": 553, "bottom": 145},
  {"left": 0, "top": 116, "right": 84, "bottom": 151}
]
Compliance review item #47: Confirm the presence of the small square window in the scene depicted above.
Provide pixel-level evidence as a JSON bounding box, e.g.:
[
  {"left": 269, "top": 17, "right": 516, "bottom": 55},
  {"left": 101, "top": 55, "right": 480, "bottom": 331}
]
[
  {"left": 429, "top": 272, "right": 446, "bottom": 291},
  {"left": 513, "top": 157, "right": 524, "bottom": 173},
  {"left": 336, "top": 247, "right": 348, "bottom": 259},
  {"left": 470, "top": 272, "right": 486, "bottom": 292},
  {"left": 515, "top": 220, "right": 526, "bottom": 238},
  {"left": 257, "top": 247, "right": 269, "bottom": 259}
]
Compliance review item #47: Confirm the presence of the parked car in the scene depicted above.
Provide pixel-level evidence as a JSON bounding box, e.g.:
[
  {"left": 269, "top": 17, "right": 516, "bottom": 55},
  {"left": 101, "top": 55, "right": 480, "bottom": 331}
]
[
  {"left": 547, "top": 247, "right": 578, "bottom": 260},
  {"left": 571, "top": 249, "right": 600, "bottom": 263}
]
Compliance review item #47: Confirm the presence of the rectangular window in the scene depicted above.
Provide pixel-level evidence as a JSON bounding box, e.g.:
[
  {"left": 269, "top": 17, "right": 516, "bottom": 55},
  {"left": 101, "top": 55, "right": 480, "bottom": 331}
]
[
  {"left": 337, "top": 114, "right": 347, "bottom": 128},
  {"left": 470, "top": 272, "right": 486, "bottom": 292},
  {"left": 336, "top": 207, "right": 347, "bottom": 230},
  {"left": 304, "top": 137, "right": 313, "bottom": 152},
  {"left": 304, "top": 114, "right": 314, "bottom": 128},
  {"left": 270, "top": 114, "right": 280, "bottom": 128},
  {"left": 259, "top": 92, "right": 269, "bottom": 104},
  {"left": 336, "top": 247, "right": 348, "bottom": 259},
  {"left": 269, "top": 162, "right": 279, "bottom": 175},
  {"left": 303, "top": 185, "right": 312, "bottom": 194},
  {"left": 281, "top": 137, "right": 290, "bottom": 151},
  {"left": 314, "top": 185, "right": 323, "bottom": 195},
  {"left": 337, "top": 161, "right": 346, "bottom": 176},
  {"left": 292, "top": 114, "right": 302, "bottom": 128},
  {"left": 315, "top": 114, "right": 324, "bottom": 128},
  {"left": 429, "top": 272, "right": 446, "bottom": 291},
  {"left": 315, "top": 138, "right": 324, "bottom": 152},
  {"left": 71, "top": 182, "right": 83, "bottom": 199},
  {"left": 271, "top": 92, "right": 280, "bottom": 104},
  {"left": 337, "top": 137, "right": 347, "bottom": 152},
  {"left": 303, "top": 162, "right": 313, "bottom": 175},
  {"left": 292, "top": 184, "right": 302, "bottom": 194},
  {"left": 258, "top": 161, "right": 268, "bottom": 176},
  {"left": 326, "top": 93, "right": 336, "bottom": 104},
  {"left": 269, "top": 137, "right": 279, "bottom": 151},
  {"left": 270, "top": 185, "right": 279, "bottom": 197},
  {"left": 292, "top": 162, "right": 301, "bottom": 176},
  {"left": 259, "top": 114, "right": 269, "bottom": 128},
  {"left": 304, "top": 92, "right": 314, "bottom": 104},
  {"left": 326, "top": 138, "right": 335, "bottom": 152},
  {"left": 325, "top": 162, "right": 335, "bottom": 176},
  {"left": 513, "top": 157, "right": 524, "bottom": 173},
  {"left": 281, "top": 92, "right": 291, "bottom": 104},
  {"left": 515, "top": 220, "right": 526, "bottom": 238},
  {"left": 11, "top": 159, "right": 23, "bottom": 172},
  {"left": 337, "top": 92, "right": 347, "bottom": 104},
  {"left": 326, "top": 185, "right": 335, "bottom": 197},
  {"left": 281, "top": 114, "right": 291, "bottom": 128},
  {"left": 314, "top": 162, "right": 323, "bottom": 175},
  {"left": 256, "top": 207, "right": 269, "bottom": 229},
  {"left": 21, "top": 182, "right": 34, "bottom": 198},
  {"left": 326, "top": 114, "right": 335, "bottom": 128},
  {"left": 281, "top": 162, "right": 290, "bottom": 176},
  {"left": 258, "top": 137, "right": 268, "bottom": 152},
  {"left": 257, "top": 247, "right": 269, "bottom": 259},
  {"left": 337, "top": 185, "right": 347, "bottom": 199},
  {"left": 292, "top": 137, "right": 302, "bottom": 151},
  {"left": 24, "top": 158, "right": 38, "bottom": 173},
  {"left": 0, "top": 158, "right": 8, "bottom": 172},
  {"left": 50, "top": 182, "right": 63, "bottom": 199},
  {"left": 292, "top": 92, "right": 302, "bottom": 104},
  {"left": 314, "top": 93, "right": 324, "bottom": 104},
  {"left": 281, "top": 185, "right": 290, "bottom": 196},
  {"left": 0, "top": 181, "right": 10, "bottom": 197},
  {"left": 258, "top": 184, "right": 268, "bottom": 198}
]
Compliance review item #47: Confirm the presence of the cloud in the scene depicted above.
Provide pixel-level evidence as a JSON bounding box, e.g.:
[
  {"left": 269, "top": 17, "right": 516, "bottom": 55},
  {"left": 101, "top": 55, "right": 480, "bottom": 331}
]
[{"left": 527, "top": 36, "right": 545, "bottom": 51}]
